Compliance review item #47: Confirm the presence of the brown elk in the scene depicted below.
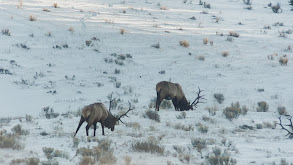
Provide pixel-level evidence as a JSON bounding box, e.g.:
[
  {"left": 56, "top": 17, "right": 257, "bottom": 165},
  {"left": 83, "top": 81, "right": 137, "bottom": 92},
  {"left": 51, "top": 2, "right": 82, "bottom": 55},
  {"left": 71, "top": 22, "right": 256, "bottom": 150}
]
[
  {"left": 74, "top": 101, "right": 133, "bottom": 137},
  {"left": 155, "top": 81, "right": 204, "bottom": 111}
]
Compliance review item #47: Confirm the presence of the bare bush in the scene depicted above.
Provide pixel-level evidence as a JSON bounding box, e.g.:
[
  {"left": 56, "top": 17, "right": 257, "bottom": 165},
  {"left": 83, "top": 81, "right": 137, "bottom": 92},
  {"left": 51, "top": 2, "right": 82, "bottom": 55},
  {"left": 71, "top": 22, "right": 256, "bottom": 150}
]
[
  {"left": 191, "top": 138, "right": 207, "bottom": 154},
  {"left": 214, "top": 93, "right": 224, "bottom": 104},
  {"left": 173, "top": 123, "right": 194, "bottom": 131},
  {"left": 198, "top": 55, "right": 205, "bottom": 61},
  {"left": 222, "top": 51, "right": 229, "bottom": 57},
  {"left": 277, "top": 106, "right": 287, "bottom": 115},
  {"left": 207, "top": 147, "right": 237, "bottom": 165},
  {"left": 132, "top": 138, "right": 164, "bottom": 154},
  {"left": 10, "top": 157, "right": 40, "bottom": 165},
  {"left": 0, "top": 133, "right": 24, "bottom": 150},
  {"left": 256, "top": 101, "right": 269, "bottom": 112},
  {"left": 77, "top": 139, "right": 116, "bottom": 164},
  {"left": 126, "top": 122, "right": 141, "bottom": 130},
  {"left": 79, "top": 156, "right": 95, "bottom": 165},
  {"left": 43, "top": 147, "right": 69, "bottom": 160},
  {"left": 1, "top": 29, "right": 11, "bottom": 36},
  {"left": 243, "top": 0, "right": 252, "bottom": 5},
  {"left": 143, "top": 110, "right": 160, "bottom": 122},
  {"left": 228, "top": 31, "right": 239, "bottom": 38},
  {"left": 151, "top": 43, "right": 160, "bottom": 49},
  {"left": 11, "top": 124, "right": 29, "bottom": 135},
  {"left": 272, "top": 3, "right": 282, "bottom": 13},
  {"left": 43, "top": 8, "right": 50, "bottom": 12},
  {"left": 179, "top": 40, "right": 190, "bottom": 47},
  {"left": 196, "top": 123, "right": 209, "bottom": 133},
  {"left": 223, "top": 102, "right": 248, "bottom": 120},
  {"left": 205, "top": 105, "right": 218, "bottom": 116},
  {"left": 176, "top": 112, "right": 186, "bottom": 119}
]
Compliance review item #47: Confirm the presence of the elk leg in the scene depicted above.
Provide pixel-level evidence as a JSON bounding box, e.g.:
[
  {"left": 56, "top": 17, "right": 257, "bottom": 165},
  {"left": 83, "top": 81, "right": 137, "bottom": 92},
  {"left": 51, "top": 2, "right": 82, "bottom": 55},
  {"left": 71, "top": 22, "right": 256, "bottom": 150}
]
[
  {"left": 101, "top": 123, "right": 105, "bottom": 135},
  {"left": 156, "top": 92, "right": 163, "bottom": 111},
  {"left": 93, "top": 122, "right": 97, "bottom": 137},
  {"left": 85, "top": 124, "right": 90, "bottom": 136},
  {"left": 74, "top": 116, "right": 85, "bottom": 137},
  {"left": 172, "top": 98, "right": 178, "bottom": 111}
]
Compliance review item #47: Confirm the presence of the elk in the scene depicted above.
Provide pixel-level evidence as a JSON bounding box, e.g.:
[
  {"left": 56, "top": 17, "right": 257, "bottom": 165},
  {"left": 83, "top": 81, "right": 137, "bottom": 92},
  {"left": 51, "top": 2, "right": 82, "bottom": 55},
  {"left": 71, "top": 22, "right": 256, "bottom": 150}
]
[
  {"left": 155, "top": 81, "right": 205, "bottom": 111},
  {"left": 74, "top": 101, "right": 133, "bottom": 137}
]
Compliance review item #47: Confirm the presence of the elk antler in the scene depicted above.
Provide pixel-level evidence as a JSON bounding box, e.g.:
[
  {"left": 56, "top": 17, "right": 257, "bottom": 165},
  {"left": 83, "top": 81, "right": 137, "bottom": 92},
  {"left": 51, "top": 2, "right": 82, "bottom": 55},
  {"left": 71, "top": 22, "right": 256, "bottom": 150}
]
[
  {"left": 277, "top": 115, "right": 293, "bottom": 139},
  {"left": 107, "top": 92, "right": 115, "bottom": 112},
  {"left": 191, "top": 87, "right": 206, "bottom": 108},
  {"left": 118, "top": 101, "right": 134, "bottom": 124}
]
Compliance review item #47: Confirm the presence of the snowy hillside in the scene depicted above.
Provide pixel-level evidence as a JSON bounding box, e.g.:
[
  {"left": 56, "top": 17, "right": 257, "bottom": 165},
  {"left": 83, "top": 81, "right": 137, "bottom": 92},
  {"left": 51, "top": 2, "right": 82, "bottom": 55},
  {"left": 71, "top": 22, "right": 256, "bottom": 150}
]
[{"left": 0, "top": 0, "right": 293, "bottom": 164}]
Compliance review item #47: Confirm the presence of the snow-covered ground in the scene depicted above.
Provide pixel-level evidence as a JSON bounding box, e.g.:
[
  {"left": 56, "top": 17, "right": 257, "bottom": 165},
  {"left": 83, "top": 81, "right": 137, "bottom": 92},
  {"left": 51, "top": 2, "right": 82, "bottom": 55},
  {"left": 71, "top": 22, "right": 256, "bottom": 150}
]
[{"left": 1, "top": 0, "right": 293, "bottom": 164}]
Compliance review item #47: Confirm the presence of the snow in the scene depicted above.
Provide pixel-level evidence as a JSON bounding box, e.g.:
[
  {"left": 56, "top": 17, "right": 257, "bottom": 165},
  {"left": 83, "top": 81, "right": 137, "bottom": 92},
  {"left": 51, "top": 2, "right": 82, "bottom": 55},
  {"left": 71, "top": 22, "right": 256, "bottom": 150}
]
[{"left": 0, "top": 0, "right": 293, "bottom": 164}]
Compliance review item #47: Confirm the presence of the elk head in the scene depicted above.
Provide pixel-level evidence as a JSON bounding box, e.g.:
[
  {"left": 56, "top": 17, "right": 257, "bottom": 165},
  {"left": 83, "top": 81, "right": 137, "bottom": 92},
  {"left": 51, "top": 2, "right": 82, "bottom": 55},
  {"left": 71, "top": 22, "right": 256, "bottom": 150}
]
[
  {"left": 107, "top": 101, "right": 134, "bottom": 131},
  {"left": 189, "top": 87, "right": 205, "bottom": 110}
]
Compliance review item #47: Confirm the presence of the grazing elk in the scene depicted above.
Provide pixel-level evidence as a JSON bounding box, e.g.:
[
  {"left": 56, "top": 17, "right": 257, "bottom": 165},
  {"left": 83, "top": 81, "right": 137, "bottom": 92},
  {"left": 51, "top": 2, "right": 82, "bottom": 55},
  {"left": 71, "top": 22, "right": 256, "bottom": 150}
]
[
  {"left": 74, "top": 101, "right": 133, "bottom": 137},
  {"left": 155, "top": 81, "right": 205, "bottom": 111}
]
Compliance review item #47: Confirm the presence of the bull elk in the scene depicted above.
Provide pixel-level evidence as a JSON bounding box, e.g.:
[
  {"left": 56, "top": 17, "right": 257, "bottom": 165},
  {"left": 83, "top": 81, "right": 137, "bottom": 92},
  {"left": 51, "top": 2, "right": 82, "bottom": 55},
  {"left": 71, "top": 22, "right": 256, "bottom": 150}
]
[
  {"left": 155, "top": 81, "right": 205, "bottom": 111},
  {"left": 74, "top": 101, "right": 133, "bottom": 137}
]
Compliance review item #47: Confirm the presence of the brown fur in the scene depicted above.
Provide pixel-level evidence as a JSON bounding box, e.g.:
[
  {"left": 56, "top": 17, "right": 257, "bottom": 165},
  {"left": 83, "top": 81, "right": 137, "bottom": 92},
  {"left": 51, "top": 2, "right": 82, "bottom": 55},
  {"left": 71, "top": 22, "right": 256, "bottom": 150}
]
[
  {"left": 156, "top": 81, "right": 192, "bottom": 111},
  {"left": 74, "top": 103, "right": 118, "bottom": 137}
]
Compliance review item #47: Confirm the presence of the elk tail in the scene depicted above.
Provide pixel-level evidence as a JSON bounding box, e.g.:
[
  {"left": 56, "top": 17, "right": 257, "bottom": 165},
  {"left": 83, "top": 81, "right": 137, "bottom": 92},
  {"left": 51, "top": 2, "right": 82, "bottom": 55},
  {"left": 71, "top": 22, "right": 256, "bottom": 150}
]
[{"left": 74, "top": 116, "right": 85, "bottom": 137}]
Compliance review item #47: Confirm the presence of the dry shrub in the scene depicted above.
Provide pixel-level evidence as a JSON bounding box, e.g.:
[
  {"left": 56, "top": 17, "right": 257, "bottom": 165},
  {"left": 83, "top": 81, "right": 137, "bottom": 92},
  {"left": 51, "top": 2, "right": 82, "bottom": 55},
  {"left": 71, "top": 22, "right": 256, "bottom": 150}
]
[
  {"left": 198, "top": 55, "right": 205, "bottom": 61},
  {"left": 43, "top": 8, "right": 50, "bottom": 12},
  {"left": 29, "top": 15, "right": 37, "bottom": 21},
  {"left": 143, "top": 110, "right": 160, "bottom": 122},
  {"left": 223, "top": 102, "right": 248, "bottom": 121},
  {"left": 11, "top": 124, "right": 29, "bottom": 135},
  {"left": 173, "top": 123, "right": 194, "bottom": 131},
  {"left": 196, "top": 123, "right": 209, "bottom": 133},
  {"left": 256, "top": 101, "right": 269, "bottom": 112},
  {"left": 191, "top": 138, "right": 207, "bottom": 154},
  {"left": 228, "top": 31, "right": 239, "bottom": 37},
  {"left": 179, "top": 40, "right": 190, "bottom": 47},
  {"left": 77, "top": 139, "right": 116, "bottom": 164},
  {"left": 10, "top": 157, "right": 40, "bottom": 165},
  {"left": 205, "top": 105, "right": 218, "bottom": 116},
  {"left": 207, "top": 147, "right": 237, "bottom": 165},
  {"left": 279, "top": 57, "right": 288, "bottom": 65},
  {"left": 272, "top": 3, "right": 282, "bottom": 13},
  {"left": 132, "top": 137, "right": 164, "bottom": 155},
  {"left": 214, "top": 93, "right": 224, "bottom": 104},
  {"left": 43, "top": 147, "right": 69, "bottom": 160},
  {"left": 263, "top": 122, "right": 276, "bottom": 129},
  {"left": 222, "top": 51, "right": 229, "bottom": 57},
  {"left": 277, "top": 106, "right": 287, "bottom": 115},
  {"left": 126, "top": 122, "right": 141, "bottom": 130},
  {"left": 79, "top": 156, "right": 95, "bottom": 165},
  {"left": 203, "top": 38, "right": 209, "bottom": 45},
  {"left": 0, "top": 133, "right": 24, "bottom": 150}
]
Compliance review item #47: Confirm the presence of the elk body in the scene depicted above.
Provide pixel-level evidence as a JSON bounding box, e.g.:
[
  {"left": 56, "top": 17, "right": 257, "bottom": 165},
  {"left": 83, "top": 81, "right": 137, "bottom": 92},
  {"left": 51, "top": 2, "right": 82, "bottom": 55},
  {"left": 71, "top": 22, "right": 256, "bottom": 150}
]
[
  {"left": 74, "top": 102, "right": 133, "bottom": 137},
  {"left": 155, "top": 81, "right": 204, "bottom": 111}
]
